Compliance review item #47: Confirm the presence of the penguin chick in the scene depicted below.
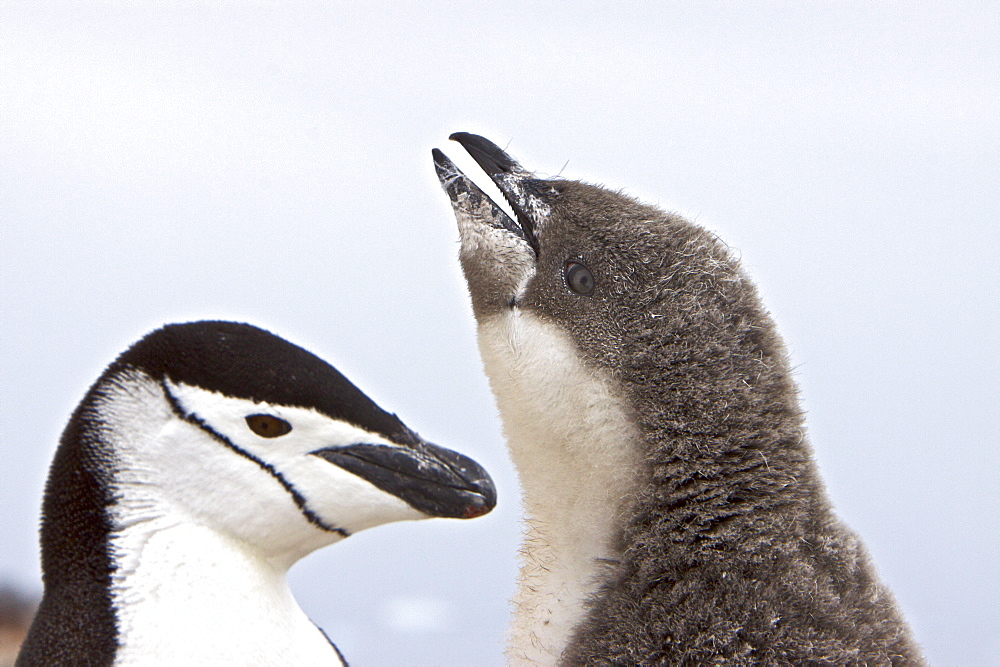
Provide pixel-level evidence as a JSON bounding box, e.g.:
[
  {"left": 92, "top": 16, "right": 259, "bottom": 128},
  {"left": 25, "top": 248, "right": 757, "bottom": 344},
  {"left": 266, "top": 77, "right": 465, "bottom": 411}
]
[
  {"left": 17, "top": 321, "right": 496, "bottom": 666},
  {"left": 433, "top": 134, "right": 922, "bottom": 665}
]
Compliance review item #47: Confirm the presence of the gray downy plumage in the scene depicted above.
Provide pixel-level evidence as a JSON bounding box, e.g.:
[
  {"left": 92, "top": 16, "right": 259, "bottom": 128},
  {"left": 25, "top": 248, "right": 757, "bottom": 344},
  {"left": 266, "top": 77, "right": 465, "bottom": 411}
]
[{"left": 433, "top": 133, "right": 923, "bottom": 665}]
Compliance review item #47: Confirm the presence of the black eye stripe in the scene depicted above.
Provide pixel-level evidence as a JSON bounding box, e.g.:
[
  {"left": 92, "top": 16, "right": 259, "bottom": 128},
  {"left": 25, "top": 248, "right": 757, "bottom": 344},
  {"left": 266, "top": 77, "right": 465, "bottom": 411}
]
[
  {"left": 159, "top": 379, "right": 348, "bottom": 537},
  {"left": 565, "top": 261, "right": 595, "bottom": 296}
]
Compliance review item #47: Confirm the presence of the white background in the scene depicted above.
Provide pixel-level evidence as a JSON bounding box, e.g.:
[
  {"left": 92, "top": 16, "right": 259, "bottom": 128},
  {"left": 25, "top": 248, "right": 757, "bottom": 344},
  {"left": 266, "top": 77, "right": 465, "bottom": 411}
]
[{"left": 2, "top": 2, "right": 997, "bottom": 664}]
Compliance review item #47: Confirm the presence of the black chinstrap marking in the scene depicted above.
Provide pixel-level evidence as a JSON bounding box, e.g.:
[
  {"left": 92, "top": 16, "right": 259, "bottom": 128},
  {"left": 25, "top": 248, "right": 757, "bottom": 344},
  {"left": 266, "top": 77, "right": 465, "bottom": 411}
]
[{"left": 159, "top": 378, "right": 351, "bottom": 538}]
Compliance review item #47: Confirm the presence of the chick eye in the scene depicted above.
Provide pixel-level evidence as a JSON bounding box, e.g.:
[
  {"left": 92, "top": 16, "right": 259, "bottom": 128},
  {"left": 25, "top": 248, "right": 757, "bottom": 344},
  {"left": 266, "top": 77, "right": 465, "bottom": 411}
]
[
  {"left": 564, "top": 261, "right": 595, "bottom": 296},
  {"left": 246, "top": 414, "right": 292, "bottom": 438}
]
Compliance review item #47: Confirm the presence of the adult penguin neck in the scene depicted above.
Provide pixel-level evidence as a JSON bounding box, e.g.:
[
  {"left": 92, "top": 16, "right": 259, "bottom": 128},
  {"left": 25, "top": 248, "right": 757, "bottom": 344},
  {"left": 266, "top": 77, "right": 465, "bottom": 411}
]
[{"left": 109, "top": 518, "right": 341, "bottom": 665}]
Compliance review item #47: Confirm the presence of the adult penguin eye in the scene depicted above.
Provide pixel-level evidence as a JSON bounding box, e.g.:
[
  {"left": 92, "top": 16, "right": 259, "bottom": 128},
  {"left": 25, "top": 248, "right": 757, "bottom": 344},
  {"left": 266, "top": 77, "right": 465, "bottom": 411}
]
[
  {"left": 565, "top": 261, "right": 595, "bottom": 296},
  {"left": 246, "top": 414, "right": 292, "bottom": 438}
]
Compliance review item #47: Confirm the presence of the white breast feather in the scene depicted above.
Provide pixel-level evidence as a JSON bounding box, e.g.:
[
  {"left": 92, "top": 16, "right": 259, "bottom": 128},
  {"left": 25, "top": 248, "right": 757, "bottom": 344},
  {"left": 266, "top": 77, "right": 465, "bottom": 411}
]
[
  {"left": 95, "top": 373, "right": 345, "bottom": 666},
  {"left": 477, "top": 310, "right": 642, "bottom": 666}
]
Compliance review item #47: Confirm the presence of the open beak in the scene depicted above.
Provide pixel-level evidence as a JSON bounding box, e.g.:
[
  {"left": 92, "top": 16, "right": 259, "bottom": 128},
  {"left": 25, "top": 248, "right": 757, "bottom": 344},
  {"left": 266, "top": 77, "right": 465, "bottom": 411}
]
[{"left": 433, "top": 132, "right": 555, "bottom": 256}]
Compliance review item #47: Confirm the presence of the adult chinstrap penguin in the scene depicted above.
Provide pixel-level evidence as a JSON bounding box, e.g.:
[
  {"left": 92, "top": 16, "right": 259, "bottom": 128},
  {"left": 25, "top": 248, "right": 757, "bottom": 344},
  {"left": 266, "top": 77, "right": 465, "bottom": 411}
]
[
  {"left": 16, "top": 321, "right": 496, "bottom": 666},
  {"left": 433, "top": 133, "right": 922, "bottom": 665}
]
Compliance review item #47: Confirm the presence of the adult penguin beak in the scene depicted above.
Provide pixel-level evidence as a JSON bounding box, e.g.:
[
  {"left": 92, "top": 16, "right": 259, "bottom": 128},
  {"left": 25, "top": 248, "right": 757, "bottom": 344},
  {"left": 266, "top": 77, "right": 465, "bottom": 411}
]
[{"left": 312, "top": 440, "right": 496, "bottom": 519}]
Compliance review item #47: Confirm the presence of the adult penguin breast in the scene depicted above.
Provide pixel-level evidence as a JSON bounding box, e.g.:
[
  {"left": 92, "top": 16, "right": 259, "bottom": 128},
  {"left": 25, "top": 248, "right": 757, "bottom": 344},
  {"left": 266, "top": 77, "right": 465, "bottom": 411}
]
[{"left": 433, "top": 134, "right": 923, "bottom": 665}]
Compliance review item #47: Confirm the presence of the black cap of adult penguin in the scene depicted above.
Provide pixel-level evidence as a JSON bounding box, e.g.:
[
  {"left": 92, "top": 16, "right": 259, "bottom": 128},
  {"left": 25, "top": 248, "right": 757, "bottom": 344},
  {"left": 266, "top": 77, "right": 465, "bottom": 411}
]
[{"left": 109, "top": 321, "right": 496, "bottom": 520}]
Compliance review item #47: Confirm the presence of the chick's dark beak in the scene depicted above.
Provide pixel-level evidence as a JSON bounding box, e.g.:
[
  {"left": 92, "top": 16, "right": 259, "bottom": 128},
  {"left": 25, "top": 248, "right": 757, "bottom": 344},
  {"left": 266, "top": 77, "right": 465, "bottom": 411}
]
[{"left": 434, "top": 132, "right": 552, "bottom": 256}]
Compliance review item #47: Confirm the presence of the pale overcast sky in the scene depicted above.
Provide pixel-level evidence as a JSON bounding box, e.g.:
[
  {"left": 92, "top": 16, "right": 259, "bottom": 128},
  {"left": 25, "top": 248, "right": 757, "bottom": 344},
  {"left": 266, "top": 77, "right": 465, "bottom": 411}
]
[{"left": 2, "top": 2, "right": 998, "bottom": 664}]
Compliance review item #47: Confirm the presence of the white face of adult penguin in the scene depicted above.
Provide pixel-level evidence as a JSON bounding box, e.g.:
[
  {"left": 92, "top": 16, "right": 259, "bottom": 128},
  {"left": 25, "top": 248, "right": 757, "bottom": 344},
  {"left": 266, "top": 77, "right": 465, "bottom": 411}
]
[
  {"left": 433, "top": 134, "right": 922, "bottom": 666},
  {"left": 17, "top": 321, "right": 495, "bottom": 666}
]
